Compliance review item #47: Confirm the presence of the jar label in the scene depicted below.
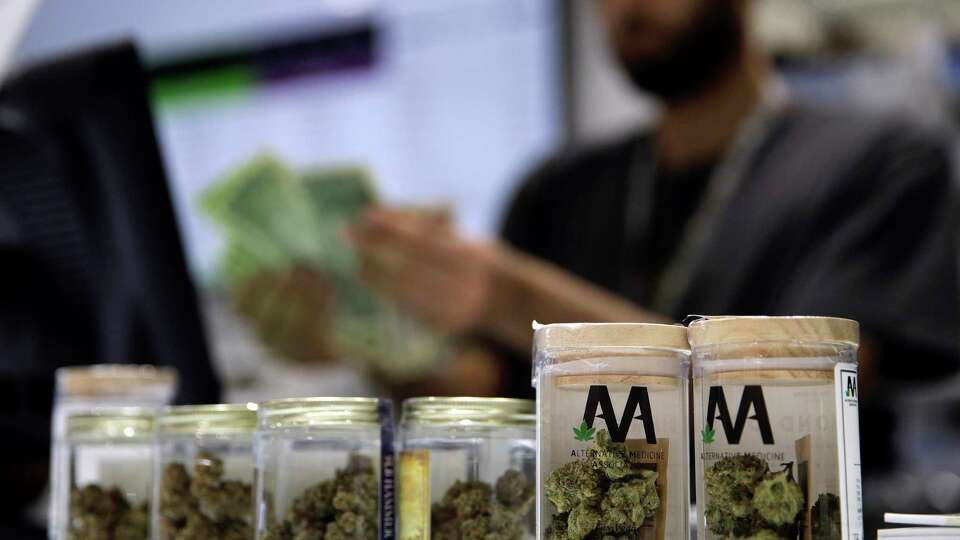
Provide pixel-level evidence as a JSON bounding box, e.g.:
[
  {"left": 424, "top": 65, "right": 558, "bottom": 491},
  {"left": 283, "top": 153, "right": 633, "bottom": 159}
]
[
  {"left": 544, "top": 380, "right": 673, "bottom": 540},
  {"left": 834, "top": 362, "right": 863, "bottom": 540},
  {"left": 398, "top": 449, "right": 430, "bottom": 540},
  {"left": 697, "top": 370, "right": 845, "bottom": 540}
]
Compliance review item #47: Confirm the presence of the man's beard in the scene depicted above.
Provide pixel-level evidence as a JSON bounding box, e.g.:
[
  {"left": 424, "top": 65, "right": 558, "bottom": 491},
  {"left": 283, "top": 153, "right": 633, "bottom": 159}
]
[{"left": 618, "top": 1, "right": 743, "bottom": 103}]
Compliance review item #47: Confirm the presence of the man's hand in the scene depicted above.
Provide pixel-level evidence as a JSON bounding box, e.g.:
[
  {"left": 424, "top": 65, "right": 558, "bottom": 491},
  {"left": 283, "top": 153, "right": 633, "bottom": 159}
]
[
  {"left": 351, "top": 206, "right": 670, "bottom": 354},
  {"left": 349, "top": 206, "right": 496, "bottom": 335}
]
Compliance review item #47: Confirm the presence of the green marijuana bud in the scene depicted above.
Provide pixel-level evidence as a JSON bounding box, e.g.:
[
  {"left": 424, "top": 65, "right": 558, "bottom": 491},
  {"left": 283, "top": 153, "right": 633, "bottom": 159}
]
[
  {"left": 810, "top": 493, "right": 842, "bottom": 540},
  {"left": 752, "top": 465, "right": 804, "bottom": 526},
  {"left": 566, "top": 503, "right": 600, "bottom": 539},
  {"left": 67, "top": 484, "right": 149, "bottom": 540},
  {"left": 260, "top": 453, "right": 378, "bottom": 540},
  {"left": 544, "top": 429, "right": 660, "bottom": 540},
  {"left": 544, "top": 459, "right": 604, "bottom": 514},
  {"left": 495, "top": 470, "right": 534, "bottom": 510},
  {"left": 703, "top": 456, "right": 804, "bottom": 539},
  {"left": 599, "top": 471, "right": 660, "bottom": 534},
  {"left": 431, "top": 469, "right": 535, "bottom": 540},
  {"left": 159, "top": 450, "right": 253, "bottom": 540},
  {"left": 705, "top": 454, "right": 769, "bottom": 520},
  {"left": 591, "top": 430, "right": 633, "bottom": 480}
]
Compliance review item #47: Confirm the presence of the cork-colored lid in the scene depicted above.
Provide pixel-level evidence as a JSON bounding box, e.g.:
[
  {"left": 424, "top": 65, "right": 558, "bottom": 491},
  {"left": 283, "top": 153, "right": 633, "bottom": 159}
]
[
  {"left": 533, "top": 322, "right": 689, "bottom": 352},
  {"left": 56, "top": 364, "right": 177, "bottom": 398},
  {"left": 687, "top": 316, "right": 859, "bottom": 348}
]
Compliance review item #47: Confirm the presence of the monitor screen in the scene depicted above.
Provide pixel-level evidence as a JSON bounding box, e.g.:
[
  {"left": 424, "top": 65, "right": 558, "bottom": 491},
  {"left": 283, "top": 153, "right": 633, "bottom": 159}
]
[{"left": 148, "top": 0, "right": 563, "bottom": 284}]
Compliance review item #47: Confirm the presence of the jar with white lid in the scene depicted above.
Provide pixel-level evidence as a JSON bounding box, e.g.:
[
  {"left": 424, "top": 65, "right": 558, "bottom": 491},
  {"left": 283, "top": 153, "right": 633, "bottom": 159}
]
[
  {"left": 58, "top": 408, "right": 155, "bottom": 540},
  {"left": 153, "top": 403, "right": 259, "bottom": 539},
  {"left": 397, "top": 397, "right": 536, "bottom": 540},
  {"left": 51, "top": 365, "right": 177, "bottom": 539},
  {"left": 689, "top": 316, "right": 861, "bottom": 540},
  {"left": 533, "top": 322, "right": 690, "bottom": 540},
  {"left": 254, "top": 397, "right": 393, "bottom": 540}
]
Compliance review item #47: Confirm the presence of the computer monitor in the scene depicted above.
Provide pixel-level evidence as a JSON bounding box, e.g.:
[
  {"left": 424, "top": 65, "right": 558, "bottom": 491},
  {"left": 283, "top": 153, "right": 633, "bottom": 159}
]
[{"left": 0, "top": 41, "right": 221, "bottom": 406}]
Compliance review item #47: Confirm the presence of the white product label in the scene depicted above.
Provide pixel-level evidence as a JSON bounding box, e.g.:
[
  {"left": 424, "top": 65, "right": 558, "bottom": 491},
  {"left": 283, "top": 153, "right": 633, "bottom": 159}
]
[{"left": 834, "top": 363, "right": 863, "bottom": 540}]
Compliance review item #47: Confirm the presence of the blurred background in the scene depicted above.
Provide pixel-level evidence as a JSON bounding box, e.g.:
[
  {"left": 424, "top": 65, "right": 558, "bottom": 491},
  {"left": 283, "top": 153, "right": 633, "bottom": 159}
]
[{"left": 2, "top": 0, "right": 960, "bottom": 538}]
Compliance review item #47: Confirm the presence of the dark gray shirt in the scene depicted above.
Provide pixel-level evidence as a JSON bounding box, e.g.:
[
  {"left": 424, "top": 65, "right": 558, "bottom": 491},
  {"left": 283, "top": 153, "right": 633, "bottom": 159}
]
[{"left": 502, "top": 104, "right": 959, "bottom": 386}]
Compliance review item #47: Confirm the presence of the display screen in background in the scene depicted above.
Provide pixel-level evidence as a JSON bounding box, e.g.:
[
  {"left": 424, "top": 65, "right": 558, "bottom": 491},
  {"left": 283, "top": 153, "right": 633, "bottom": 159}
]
[{"left": 150, "top": 0, "right": 563, "bottom": 285}]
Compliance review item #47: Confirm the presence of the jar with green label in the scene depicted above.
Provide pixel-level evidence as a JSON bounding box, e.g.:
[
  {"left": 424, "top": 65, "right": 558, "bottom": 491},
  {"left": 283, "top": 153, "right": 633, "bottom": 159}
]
[
  {"left": 533, "top": 323, "right": 690, "bottom": 540},
  {"left": 253, "top": 397, "right": 394, "bottom": 540},
  {"left": 58, "top": 408, "right": 155, "bottom": 540},
  {"left": 689, "top": 316, "right": 861, "bottom": 540},
  {"left": 153, "top": 403, "right": 259, "bottom": 540},
  {"left": 397, "top": 397, "right": 535, "bottom": 540}
]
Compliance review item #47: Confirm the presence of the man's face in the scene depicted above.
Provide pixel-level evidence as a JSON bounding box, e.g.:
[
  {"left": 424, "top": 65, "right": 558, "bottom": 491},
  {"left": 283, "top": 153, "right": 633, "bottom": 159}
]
[{"left": 598, "top": 0, "right": 744, "bottom": 102}]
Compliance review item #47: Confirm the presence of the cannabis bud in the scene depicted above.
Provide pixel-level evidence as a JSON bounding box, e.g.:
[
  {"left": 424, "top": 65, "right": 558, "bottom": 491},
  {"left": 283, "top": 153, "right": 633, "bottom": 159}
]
[
  {"left": 261, "top": 453, "right": 379, "bottom": 540},
  {"left": 544, "top": 429, "right": 660, "bottom": 540},
  {"left": 431, "top": 469, "right": 534, "bottom": 540},
  {"left": 158, "top": 450, "right": 254, "bottom": 540},
  {"left": 703, "top": 455, "right": 805, "bottom": 539},
  {"left": 810, "top": 493, "right": 841, "bottom": 540},
  {"left": 68, "top": 484, "right": 149, "bottom": 540}
]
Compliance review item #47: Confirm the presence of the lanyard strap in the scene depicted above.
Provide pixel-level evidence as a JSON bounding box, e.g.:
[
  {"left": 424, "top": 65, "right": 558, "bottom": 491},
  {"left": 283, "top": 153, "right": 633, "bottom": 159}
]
[{"left": 622, "top": 80, "right": 791, "bottom": 314}]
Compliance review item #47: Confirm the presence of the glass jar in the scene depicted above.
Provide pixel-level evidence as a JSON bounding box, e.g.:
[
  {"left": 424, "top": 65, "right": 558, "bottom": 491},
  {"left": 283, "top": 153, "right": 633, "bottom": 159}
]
[
  {"left": 253, "top": 397, "right": 394, "bottom": 540},
  {"left": 51, "top": 365, "right": 177, "bottom": 539},
  {"left": 689, "top": 316, "right": 861, "bottom": 540},
  {"left": 58, "top": 408, "right": 155, "bottom": 540},
  {"left": 532, "top": 322, "right": 690, "bottom": 540},
  {"left": 153, "top": 403, "right": 259, "bottom": 540},
  {"left": 397, "top": 397, "right": 535, "bottom": 540}
]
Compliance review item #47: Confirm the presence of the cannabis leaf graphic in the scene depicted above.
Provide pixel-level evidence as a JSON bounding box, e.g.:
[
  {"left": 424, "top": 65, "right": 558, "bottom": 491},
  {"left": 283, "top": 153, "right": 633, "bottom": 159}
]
[
  {"left": 701, "top": 426, "right": 716, "bottom": 444},
  {"left": 573, "top": 421, "right": 596, "bottom": 442}
]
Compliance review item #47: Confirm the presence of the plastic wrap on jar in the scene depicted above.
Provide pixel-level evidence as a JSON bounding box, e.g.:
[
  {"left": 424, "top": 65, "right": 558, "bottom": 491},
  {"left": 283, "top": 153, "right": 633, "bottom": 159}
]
[
  {"left": 533, "top": 323, "right": 690, "bottom": 540},
  {"left": 689, "top": 316, "right": 862, "bottom": 540}
]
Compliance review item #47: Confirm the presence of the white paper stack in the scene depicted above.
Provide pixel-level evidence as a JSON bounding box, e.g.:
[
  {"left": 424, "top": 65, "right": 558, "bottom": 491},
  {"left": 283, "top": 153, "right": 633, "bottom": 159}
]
[{"left": 879, "top": 513, "right": 960, "bottom": 539}]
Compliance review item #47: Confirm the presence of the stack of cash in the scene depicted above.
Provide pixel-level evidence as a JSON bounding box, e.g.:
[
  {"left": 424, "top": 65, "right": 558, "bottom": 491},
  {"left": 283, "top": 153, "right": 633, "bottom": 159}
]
[{"left": 201, "top": 155, "right": 445, "bottom": 382}]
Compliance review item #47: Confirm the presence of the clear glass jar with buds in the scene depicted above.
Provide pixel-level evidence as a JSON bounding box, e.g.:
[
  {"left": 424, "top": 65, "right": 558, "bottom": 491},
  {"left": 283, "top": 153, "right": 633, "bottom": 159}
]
[
  {"left": 153, "top": 403, "right": 259, "bottom": 540},
  {"left": 533, "top": 323, "right": 691, "bottom": 540},
  {"left": 689, "top": 316, "right": 862, "bottom": 540},
  {"left": 254, "top": 397, "right": 393, "bottom": 540},
  {"left": 397, "top": 397, "right": 536, "bottom": 540},
  {"left": 51, "top": 365, "right": 176, "bottom": 539},
  {"left": 58, "top": 408, "right": 155, "bottom": 540}
]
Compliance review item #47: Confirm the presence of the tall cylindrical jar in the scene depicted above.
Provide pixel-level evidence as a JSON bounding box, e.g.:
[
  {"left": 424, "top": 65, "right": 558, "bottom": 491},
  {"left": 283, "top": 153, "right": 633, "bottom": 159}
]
[
  {"left": 51, "top": 365, "right": 177, "bottom": 539},
  {"left": 153, "top": 403, "right": 259, "bottom": 539},
  {"left": 397, "top": 397, "right": 536, "bottom": 540},
  {"left": 689, "top": 316, "right": 861, "bottom": 540},
  {"left": 533, "top": 323, "right": 690, "bottom": 540},
  {"left": 254, "top": 398, "right": 394, "bottom": 540},
  {"left": 58, "top": 408, "right": 155, "bottom": 540}
]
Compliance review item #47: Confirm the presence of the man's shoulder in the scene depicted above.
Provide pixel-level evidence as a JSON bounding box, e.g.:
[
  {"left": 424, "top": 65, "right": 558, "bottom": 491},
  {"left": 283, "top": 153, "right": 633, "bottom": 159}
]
[
  {"left": 778, "top": 102, "right": 954, "bottom": 163},
  {"left": 759, "top": 102, "right": 956, "bottom": 202}
]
